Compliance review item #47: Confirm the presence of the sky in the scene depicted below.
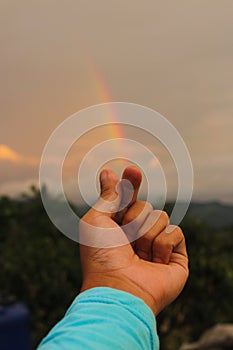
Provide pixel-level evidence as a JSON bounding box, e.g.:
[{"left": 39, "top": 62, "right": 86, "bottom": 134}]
[{"left": 0, "top": 1, "right": 233, "bottom": 205}]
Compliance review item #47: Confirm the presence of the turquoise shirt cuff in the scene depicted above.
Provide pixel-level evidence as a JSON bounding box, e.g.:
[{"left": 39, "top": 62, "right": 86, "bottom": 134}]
[{"left": 38, "top": 287, "right": 159, "bottom": 350}]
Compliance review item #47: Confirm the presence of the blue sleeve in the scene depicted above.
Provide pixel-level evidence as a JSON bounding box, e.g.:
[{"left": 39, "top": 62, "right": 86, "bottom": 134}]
[{"left": 37, "top": 287, "right": 159, "bottom": 350}]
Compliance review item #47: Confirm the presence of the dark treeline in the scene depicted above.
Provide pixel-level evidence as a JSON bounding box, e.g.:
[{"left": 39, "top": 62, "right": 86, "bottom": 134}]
[{"left": 0, "top": 188, "right": 232, "bottom": 349}]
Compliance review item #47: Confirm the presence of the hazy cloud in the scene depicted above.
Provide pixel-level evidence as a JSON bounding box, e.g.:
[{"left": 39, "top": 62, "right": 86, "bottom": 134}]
[{"left": 0, "top": 1, "right": 233, "bottom": 203}]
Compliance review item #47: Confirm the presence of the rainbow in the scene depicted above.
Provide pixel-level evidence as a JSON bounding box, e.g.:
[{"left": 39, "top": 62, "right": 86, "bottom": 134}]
[
  {"left": 88, "top": 62, "right": 127, "bottom": 166},
  {"left": 89, "top": 61, "right": 125, "bottom": 135}
]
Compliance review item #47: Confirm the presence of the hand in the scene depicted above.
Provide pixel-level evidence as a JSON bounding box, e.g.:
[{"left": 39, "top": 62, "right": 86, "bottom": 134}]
[{"left": 79, "top": 166, "right": 189, "bottom": 316}]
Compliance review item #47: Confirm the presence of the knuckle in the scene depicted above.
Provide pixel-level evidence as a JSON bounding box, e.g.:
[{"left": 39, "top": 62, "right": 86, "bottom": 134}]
[
  {"left": 123, "top": 201, "right": 152, "bottom": 225},
  {"left": 101, "top": 188, "right": 117, "bottom": 200},
  {"left": 167, "top": 224, "right": 183, "bottom": 236},
  {"left": 134, "top": 201, "right": 153, "bottom": 213},
  {"left": 173, "top": 225, "right": 182, "bottom": 233},
  {"left": 156, "top": 210, "right": 169, "bottom": 226},
  {"left": 144, "top": 202, "right": 153, "bottom": 211},
  {"left": 176, "top": 226, "right": 184, "bottom": 239},
  {"left": 123, "top": 210, "right": 139, "bottom": 225},
  {"left": 123, "top": 212, "right": 134, "bottom": 225},
  {"left": 102, "top": 185, "right": 112, "bottom": 195}
]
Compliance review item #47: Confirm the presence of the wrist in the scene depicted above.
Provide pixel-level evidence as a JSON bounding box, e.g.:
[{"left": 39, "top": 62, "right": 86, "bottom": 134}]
[{"left": 80, "top": 272, "right": 157, "bottom": 315}]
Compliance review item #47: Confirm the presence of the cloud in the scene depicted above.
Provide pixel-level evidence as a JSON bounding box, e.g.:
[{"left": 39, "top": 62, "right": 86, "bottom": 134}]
[
  {"left": 1, "top": 2, "right": 233, "bottom": 203},
  {"left": 0, "top": 145, "right": 39, "bottom": 195},
  {"left": 0, "top": 144, "right": 38, "bottom": 166},
  {"left": 0, "top": 144, "right": 21, "bottom": 162}
]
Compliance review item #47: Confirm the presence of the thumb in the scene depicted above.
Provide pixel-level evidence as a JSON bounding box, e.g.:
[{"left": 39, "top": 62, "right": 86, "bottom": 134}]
[
  {"left": 90, "top": 169, "right": 122, "bottom": 218},
  {"left": 100, "top": 169, "right": 119, "bottom": 201},
  {"left": 79, "top": 168, "right": 129, "bottom": 248}
]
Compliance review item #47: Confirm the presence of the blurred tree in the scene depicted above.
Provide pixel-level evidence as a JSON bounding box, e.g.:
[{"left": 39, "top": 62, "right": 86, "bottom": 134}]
[
  {"left": 0, "top": 188, "right": 82, "bottom": 346},
  {"left": 157, "top": 216, "right": 233, "bottom": 350},
  {"left": 0, "top": 193, "right": 232, "bottom": 348}
]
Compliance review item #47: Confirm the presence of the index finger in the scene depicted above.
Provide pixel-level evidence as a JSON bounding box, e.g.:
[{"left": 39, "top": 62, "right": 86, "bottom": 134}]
[
  {"left": 114, "top": 166, "right": 142, "bottom": 224},
  {"left": 121, "top": 166, "right": 142, "bottom": 206}
]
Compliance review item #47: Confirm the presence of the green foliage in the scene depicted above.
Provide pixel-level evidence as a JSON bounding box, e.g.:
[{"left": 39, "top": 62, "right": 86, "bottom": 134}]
[
  {"left": 0, "top": 189, "right": 82, "bottom": 347},
  {"left": 0, "top": 192, "right": 232, "bottom": 349},
  {"left": 157, "top": 217, "right": 233, "bottom": 349}
]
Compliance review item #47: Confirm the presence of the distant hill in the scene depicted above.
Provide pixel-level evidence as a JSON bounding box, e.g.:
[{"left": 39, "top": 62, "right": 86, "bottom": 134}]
[
  {"left": 184, "top": 201, "right": 233, "bottom": 229},
  {"left": 74, "top": 201, "right": 233, "bottom": 230}
]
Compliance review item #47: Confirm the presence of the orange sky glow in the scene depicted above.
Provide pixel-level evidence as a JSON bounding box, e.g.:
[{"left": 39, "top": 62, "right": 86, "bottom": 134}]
[{"left": 1, "top": 1, "right": 233, "bottom": 203}]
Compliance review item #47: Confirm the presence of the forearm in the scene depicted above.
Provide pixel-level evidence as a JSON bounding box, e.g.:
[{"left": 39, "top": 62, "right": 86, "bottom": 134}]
[{"left": 37, "top": 287, "right": 159, "bottom": 350}]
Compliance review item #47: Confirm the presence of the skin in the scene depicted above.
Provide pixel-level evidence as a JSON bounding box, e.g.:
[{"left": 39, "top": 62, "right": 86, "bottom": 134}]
[{"left": 79, "top": 166, "right": 189, "bottom": 316}]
